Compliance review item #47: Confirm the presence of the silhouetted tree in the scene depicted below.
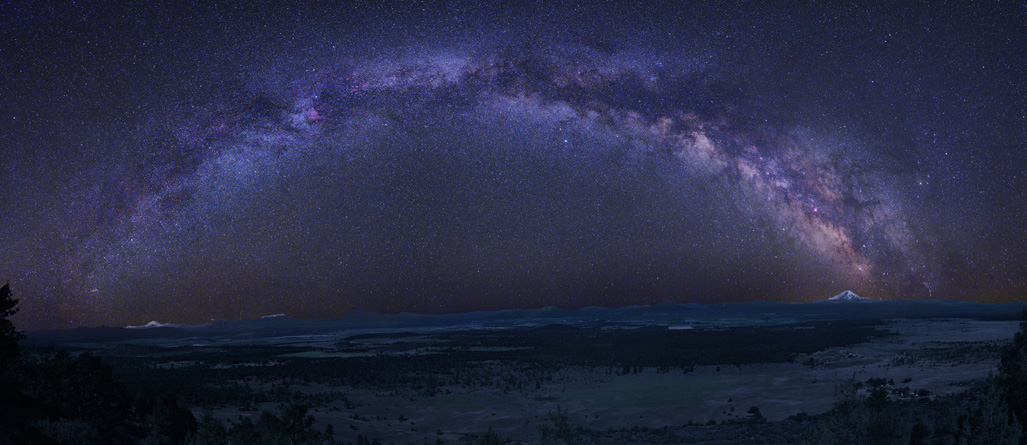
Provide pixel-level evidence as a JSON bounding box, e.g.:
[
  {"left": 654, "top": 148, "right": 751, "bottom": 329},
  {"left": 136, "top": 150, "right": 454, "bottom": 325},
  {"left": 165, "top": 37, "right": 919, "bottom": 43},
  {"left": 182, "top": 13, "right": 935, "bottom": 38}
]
[
  {"left": 802, "top": 377, "right": 910, "bottom": 445},
  {"left": 538, "top": 405, "right": 587, "bottom": 445},
  {"left": 955, "top": 378, "right": 1021, "bottom": 445},
  {"left": 909, "top": 418, "right": 932, "bottom": 445},
  {"left": 224, "top": 402, "right": 323, "bottom": 445},
  {"left": 1000, "top": 308, "right": 1027, "bottom": 435},
  {"left": 0, "top": 282, "right": 53, "bottom": 444},
  {"left": 0, "top": 282, "right": 24, "bottom": 367},
  {"left": 747, "top": 406, "right": 765, "bottom": 423},
  {"left": 280, "top": 402, "right": 319, "bottom": 444},
  {"left": 21, "top": 350, "right": 131, "bottom": 425},
  {"left": 141, "top": 393, "right": 198, "bottom": 444},
  {"left": 184, "top": 412, "right": 227, "bottom": 445},
  {"left": 474, "top": 426, "right": 506, "bottom": 445}
]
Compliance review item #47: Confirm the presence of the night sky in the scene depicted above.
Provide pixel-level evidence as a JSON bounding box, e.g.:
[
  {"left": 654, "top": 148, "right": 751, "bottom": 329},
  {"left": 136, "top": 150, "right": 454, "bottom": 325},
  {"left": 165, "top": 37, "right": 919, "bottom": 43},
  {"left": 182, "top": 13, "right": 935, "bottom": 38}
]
[{"left": 2, "top": 1, "right": 1026, "bottom": 330}]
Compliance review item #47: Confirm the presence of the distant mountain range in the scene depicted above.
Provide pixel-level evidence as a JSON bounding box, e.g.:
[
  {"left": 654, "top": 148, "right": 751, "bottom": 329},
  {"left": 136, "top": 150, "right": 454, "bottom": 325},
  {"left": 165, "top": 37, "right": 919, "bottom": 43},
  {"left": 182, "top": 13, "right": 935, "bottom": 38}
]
[{"left": 21, "top": 298, "right": 1025, "bottom": 348}]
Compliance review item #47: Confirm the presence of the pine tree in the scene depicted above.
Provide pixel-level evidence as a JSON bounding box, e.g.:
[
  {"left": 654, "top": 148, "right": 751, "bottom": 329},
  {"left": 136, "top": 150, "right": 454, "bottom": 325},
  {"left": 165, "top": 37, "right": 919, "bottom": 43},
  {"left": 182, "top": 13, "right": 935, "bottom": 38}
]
[
  {"left": 955, "top": 378, "right": 1021, "bottom": 445},
  {"left": 0, "top": 282, "right": 24, "bottom": 365},
  {"left": 0, "top": 281, "right": 48, "bottom": 444},
  {"left": 1000, "top": 308, "right": 1027, "bottom": 438}
]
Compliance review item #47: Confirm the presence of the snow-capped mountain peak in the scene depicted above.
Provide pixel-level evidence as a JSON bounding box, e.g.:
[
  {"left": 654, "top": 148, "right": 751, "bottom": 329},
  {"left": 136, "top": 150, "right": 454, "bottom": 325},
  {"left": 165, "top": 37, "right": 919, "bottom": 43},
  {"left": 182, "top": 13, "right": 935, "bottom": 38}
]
[
  {"left": 827, "top": 290, "right": 872, "bottom": 302},
  {"left": 126, "top": 320, "right": 175, "bottom": 329}
]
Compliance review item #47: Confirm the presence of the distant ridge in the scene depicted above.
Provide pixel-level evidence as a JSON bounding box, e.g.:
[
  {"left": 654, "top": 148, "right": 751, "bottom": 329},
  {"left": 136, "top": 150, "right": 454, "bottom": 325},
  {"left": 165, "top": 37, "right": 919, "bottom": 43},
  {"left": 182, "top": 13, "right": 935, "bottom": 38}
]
[
  {"left": 25, "top": 299, "right": 1027, "bottom": 350},
  {"left": 826, "top": 290, "right": 873, "bottom": 302}
]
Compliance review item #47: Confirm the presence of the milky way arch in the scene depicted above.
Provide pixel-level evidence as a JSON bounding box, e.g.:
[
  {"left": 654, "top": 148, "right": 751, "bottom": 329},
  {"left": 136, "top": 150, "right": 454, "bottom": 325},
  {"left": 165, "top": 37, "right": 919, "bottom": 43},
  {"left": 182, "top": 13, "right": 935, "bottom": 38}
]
[{"left": 61, "top": 45, "right": 927, "bottom": 324}]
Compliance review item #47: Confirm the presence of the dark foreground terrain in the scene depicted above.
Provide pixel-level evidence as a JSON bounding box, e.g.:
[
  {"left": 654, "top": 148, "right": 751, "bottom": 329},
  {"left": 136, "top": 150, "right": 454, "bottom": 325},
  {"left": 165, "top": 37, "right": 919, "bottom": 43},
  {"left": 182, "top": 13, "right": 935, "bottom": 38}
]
[{"left": 6, "top": 300, "right": 1027, "bottom": 444}]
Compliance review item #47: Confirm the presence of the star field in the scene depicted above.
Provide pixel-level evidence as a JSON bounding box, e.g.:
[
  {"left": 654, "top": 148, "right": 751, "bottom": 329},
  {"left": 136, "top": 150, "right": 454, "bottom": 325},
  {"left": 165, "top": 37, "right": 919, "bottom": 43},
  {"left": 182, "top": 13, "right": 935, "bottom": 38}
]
[{"left": 2, "top": 1, "right": 1026, "bottom": 329}]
